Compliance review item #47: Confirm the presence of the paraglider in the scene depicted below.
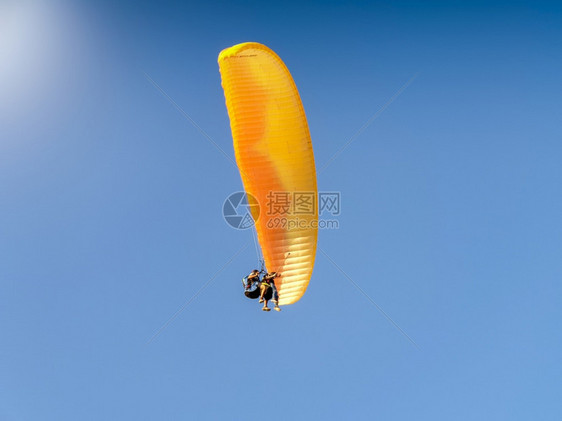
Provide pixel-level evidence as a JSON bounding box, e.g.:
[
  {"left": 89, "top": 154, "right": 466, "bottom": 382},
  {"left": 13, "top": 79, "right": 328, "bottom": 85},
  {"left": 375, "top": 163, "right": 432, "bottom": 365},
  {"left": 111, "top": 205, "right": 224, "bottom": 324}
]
[
  {"left": 241, "top": 270, "right": 261, "bottom": 299},
  {"left": 218, "top": 42, "right": 318, "bottom": 308}
]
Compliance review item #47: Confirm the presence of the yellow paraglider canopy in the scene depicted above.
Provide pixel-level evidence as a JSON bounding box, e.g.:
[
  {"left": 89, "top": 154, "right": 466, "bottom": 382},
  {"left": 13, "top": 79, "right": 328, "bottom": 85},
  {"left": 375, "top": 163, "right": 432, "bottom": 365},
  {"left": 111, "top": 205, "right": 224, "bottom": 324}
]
[{"left": 218, "top": 42, "right": 318, "bottom": 305}]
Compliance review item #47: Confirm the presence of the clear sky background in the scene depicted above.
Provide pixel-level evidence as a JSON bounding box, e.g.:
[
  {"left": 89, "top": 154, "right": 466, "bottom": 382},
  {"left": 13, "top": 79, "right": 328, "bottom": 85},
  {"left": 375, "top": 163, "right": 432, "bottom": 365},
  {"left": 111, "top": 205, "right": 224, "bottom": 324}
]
[{"left": 1, "top": 0, "right": 561, "bottom": 419}]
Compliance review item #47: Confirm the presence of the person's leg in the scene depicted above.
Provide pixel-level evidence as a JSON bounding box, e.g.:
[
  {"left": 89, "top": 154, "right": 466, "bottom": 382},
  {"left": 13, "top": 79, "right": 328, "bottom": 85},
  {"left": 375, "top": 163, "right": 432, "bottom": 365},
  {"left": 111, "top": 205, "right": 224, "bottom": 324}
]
[
  {"left": 259, "top": 283, "right": 266, "bottom": 303},
  {"left": 263, "top": 285, "right": 273, "bottom": 311},
  {"left": 271, "top": 284, "right": 280, "bottom": 311}
]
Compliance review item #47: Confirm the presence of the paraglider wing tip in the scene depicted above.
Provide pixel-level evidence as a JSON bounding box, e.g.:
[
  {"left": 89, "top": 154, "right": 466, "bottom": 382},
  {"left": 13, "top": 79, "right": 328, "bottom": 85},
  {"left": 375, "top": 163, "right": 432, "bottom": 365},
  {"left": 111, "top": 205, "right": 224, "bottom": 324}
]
[{"left": 218, "top": 42, "right": 272, "bottom": 63}]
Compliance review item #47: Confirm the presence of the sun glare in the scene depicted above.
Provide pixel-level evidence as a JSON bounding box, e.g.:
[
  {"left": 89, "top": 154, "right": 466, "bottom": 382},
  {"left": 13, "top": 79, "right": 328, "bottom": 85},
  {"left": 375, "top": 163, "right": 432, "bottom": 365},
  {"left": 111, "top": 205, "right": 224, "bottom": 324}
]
[{"left": 0, "top": 1, "right": 81, "bottom": 121}]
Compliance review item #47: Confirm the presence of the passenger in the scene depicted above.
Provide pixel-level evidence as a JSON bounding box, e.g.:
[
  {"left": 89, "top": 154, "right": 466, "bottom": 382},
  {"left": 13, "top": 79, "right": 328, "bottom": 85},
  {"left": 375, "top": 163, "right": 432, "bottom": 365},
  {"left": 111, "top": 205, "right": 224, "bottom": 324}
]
[{"left": 260, "top": 271, "right": 281, "bottom": 311}]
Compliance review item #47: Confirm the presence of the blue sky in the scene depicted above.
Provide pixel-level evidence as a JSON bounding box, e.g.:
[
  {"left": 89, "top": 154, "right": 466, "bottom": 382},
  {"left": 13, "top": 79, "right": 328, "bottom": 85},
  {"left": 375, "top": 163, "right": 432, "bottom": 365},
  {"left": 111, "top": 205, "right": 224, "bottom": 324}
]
[{"left": 1, "top": 0, "right": 561, "bottom": 419}]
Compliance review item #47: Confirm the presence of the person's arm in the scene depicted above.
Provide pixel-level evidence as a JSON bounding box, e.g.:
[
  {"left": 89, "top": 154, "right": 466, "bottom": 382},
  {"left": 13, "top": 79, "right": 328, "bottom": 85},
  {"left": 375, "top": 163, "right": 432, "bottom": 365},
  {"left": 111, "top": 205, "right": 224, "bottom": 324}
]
[{"left": 248, "top": 274, "right": 259, "bottom": 286}]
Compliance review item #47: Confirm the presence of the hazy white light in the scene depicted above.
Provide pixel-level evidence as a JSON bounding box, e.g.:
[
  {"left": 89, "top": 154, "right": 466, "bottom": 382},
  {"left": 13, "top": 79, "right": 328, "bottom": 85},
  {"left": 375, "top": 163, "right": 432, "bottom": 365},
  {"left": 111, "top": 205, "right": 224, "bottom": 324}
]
[{"left": 0, "top": 1, "right": 82, "bottom": 122}]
